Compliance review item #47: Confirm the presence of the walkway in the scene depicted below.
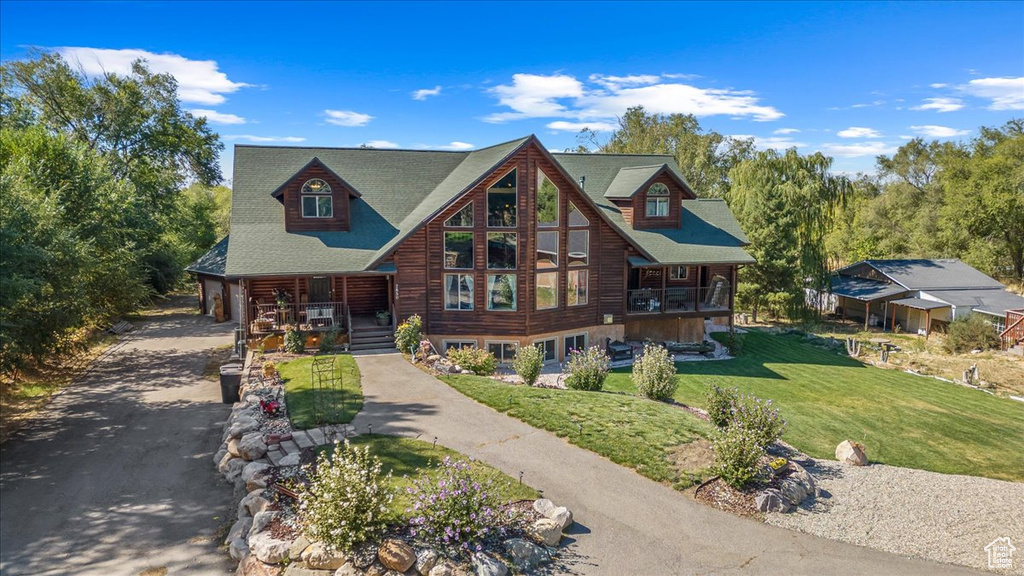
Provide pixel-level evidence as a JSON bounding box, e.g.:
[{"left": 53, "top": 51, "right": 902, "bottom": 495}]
[
  {"left": 351, "top": 352, "right": 980, "bottom": 576},
  {"left": 0, "top": 299, "right": 237, "bottom": 575}
]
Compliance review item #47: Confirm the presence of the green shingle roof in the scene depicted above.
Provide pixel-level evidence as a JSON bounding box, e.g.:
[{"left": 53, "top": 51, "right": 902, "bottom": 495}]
[
  {"left": 225, "top": 138, "right": 753, "bottom": 276},
  {"left": 603, "top": 165, "right": 665, "bottom": 199},
  {"left": 186, "top": 236, "right": 229, "bottom": 277}
]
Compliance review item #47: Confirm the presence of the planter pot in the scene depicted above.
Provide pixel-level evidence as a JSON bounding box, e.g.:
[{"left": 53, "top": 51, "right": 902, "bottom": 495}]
[{"left": 376, "top": 317, "right": 390, "bottom": 326}]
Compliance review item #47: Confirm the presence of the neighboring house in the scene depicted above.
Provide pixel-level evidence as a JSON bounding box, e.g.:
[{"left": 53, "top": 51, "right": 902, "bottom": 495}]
[
  {"left": 827, "top": 259, "right": 1024, "bottom": 343},
  {"left": 189, "top": 135, "right": 754, "bottom": 356}
]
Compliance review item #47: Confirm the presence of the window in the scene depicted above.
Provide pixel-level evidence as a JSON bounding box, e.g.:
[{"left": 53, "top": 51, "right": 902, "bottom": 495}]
[
  {"left": 443, "top": 340, "right": 477, "bottom": 353},
  {"left": 534, "top": 338, "right": 556, "bottom": 363},
  {"left": 568, "top": 202, "right": 589, "bottom": 227},
  {"left": 444, "top": 232, "right": 473, "bottom": 269},
  {"left": 563, "top": 333, "right": 587, "bottom": 357},
  {"left": 486, "top": 274, "right": 517, "bottom": 311},
  {"left": 567, "top": 270, "right": 588, "bottom": 306},
  {"left": 536, "top": 171, "right": 558, "bottom": 227},
  {"left": 487, "top": 341, "right": 518, "bottom": 364},
  {"left": 536, "top": 231, "right": 558, "bottom": 269},
  {"left": 301, "top": 178, "right": 333, "bottom": 218},
  {"left": 487, "top": 232, "right": 517, "bottom": 270},
  {"left": 646, "top": 182, "right": 670, "bottom": 217},
  {"left": 670, "top": 265, "right": 689, "bottom": 280},
  {"left": 568, "top": 230, "right": 588, "bottom": 267},
  {"left": 536, "top": 272, "right": 558, "bottom": 310},
  {"left": 487, "top": 169, "right": 517, "bottom": 227},
  {"left": 445, "top": 202, "right": 474, "bottom": 227},
  {"left": 444, "top": 274, "right": 474, "bottom": 310}
]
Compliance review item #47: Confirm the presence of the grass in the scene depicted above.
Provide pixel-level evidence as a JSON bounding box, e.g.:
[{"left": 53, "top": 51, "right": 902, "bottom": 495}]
[
  {"left": 316, "top": 435, "right": 538, "bottom": 518},
  {"left": 278, "top": 354, "right": 363, "bottom": 430},
  {"left": 602, "top": 330, "right": 1024, "bottom": 482},
  {"left": 443, "top": 375, "right": 716, "bottom": 489}
]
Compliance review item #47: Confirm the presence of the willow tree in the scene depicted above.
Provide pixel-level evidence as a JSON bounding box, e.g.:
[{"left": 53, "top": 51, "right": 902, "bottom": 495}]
[{"left": 729, "top": 149, "right": 850, "bottom": 320}]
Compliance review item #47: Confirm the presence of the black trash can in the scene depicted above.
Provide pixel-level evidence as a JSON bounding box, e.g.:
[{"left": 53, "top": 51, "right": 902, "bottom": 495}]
[{"left": 219, "top": 363, "right": 244, "bottom": 404}]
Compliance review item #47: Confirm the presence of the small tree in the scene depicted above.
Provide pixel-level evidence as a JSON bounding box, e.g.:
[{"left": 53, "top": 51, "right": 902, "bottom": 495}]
[
  {"left": 512, "top": 344, "right": 544, "bottom": 386},
  {"left": 284, "top": 327, "right": 306, "bottom": 354},
  {"left": 565, "top": 346, "right": 610, "bottom": 391},
  {"left": 712, "top": 424, "right": 765, "bottom": 489},
  {"left": 705, "top": 385, "right": 740, "bottom": 428},
  {"left": 945, "top": 314, "right": 1000, "bottom": 353},
  {"left": 632, "top": 343, "right": 677, "bottom": 400}
]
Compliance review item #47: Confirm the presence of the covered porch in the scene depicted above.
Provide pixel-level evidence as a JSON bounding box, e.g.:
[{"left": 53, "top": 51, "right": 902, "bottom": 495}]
[{"left": 624, "top": 258, "right": 734, "bottom": 316}]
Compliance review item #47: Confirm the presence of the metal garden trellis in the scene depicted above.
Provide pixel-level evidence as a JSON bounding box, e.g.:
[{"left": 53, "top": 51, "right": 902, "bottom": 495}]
[{"left": 310, "top": 355, "right": 344, "bottom": 429}]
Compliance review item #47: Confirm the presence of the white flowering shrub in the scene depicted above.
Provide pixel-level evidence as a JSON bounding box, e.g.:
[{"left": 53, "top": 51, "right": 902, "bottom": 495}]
[
  {"left": 564, "top": 345, "right": 610, "bottom": 391},
  {"left": 512, "top": 344, "right": 544, "bottom": 386},
  {"left": 631, "top": 343, "right": 677, "bottom": 400},
  {"left": 712, "top": 423, "right": 765, "bottom": 489},
  {"left": 297, "top": 440, "right": 396, "bottom": 552}
]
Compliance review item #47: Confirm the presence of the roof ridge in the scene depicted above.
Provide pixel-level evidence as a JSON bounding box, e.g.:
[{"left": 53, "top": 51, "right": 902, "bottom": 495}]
[
  {"left": 234, "top": 144, "right": 469, "bottom": 153},
  {"left": 552, "top": 151, "right": 676, "bottom": 158}
]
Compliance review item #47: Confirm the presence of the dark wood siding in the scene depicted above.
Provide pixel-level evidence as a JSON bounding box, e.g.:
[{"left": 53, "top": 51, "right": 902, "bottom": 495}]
[
  {"left": 282, "top": 164, "right": 352, "bottom": 233},
  {"left": 347, "top": 276, "right": 389, "bottom": 315},
  {"left": 631, "top": 172, "right": 688, "bottom": 230}
]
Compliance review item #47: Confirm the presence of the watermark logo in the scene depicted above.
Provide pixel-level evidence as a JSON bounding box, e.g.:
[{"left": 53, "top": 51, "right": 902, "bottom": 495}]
[{"left": 985, "top": 537, "right": 1016, "bottom": 570}]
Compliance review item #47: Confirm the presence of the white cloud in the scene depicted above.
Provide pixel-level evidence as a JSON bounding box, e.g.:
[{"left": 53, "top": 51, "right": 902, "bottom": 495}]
[
  {"left": 773, "top": 128, "right": 800, "bottom": 135},
  {"left": 362, "top": 140, "right": 399, "bottom": 148},
  {"left": 324, "top": 109, "right": 373, "bottom": 126},
  {"left": 731, "top": 134, "right": 806, "bottom": 150},
  {"left": 56, "top": 47, "right": 250, "bottom": 105},
  {"left": 850, "top": 100, "right": 885, "bottom": 109},
  {"left": 961, "top": 77, "right": 1024, "bottom": 110},
  {"left": 820, "top": 141, "right": 897, "bottom": 158},
  {"left": 929, "top": 83, "right": 948, "bottom": 89},
  {"left": 190, "top": 108, "right": 246, "bottom": 124},
  {"left": 546, "top": 120, "right": 619, "bottom": 132},
  {"left": 438, "top": 141, "right": 474, "bottom": 150},
  {"left": 412, "top": 85, "right": 442, "bottom": 100},
  {"left": 837, "top": 126, "right": 882, "bottom": 138},
  {"left": 223, "top": 135, "right": 306, "bottom": 143},
  {"left": 484, "top": 72, "right": 783, "bottom": 123},
  {"left": 912, "top": 97, "right": 964, "bottom": 112},
  {"left": 909, "top": 125, "right": 970, "bottom": 138}
]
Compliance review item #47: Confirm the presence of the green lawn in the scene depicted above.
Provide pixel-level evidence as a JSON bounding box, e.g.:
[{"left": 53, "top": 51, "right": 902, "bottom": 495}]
[
  {"left": 278, "top": 354, "right": 363, "bottom": 430},
  {"left": 443, "top": 375, "right": 716, "bottom": 489},
  {"left": 603, "top": 330, "right": 1024, "bottom": 482},
  {"left": 317, "top": 435, "right": 538, "bottom": 518}
]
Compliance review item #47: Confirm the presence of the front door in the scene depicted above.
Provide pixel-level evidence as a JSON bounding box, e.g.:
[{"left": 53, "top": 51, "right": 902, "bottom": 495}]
[{"left": 310, "top": 277, "right": 331, "bottom": 303}]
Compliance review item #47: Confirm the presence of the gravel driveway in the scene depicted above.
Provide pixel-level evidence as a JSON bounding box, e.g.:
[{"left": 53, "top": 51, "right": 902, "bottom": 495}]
[
  {"left": 766, "top": 458, "right": 1024, "bottom": 574},
  {"left": 0, "top": 299, "right": 236, "bottom": 575}
]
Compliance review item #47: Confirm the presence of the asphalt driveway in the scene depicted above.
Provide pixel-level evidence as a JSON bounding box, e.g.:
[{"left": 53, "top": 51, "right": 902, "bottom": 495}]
[{"left": 0, "top": 300, "right": 236, "bottom": 575}]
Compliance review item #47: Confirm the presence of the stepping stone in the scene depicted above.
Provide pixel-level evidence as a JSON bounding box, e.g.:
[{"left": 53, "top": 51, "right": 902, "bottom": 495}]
[
  {"left": 265, "top": 450, "right": 281, "bottom": 466},
  {"left": 293, "top": 432, "right": 315, "bottom": 449},
  {"left": 279, "top": 440, "right": 301, "bottom": 455},
  {"left": 307, "top": 428, "right": 327, "bottom": 446}
]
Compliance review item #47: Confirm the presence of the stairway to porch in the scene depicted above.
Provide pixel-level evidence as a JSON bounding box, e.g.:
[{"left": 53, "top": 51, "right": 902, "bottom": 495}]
[{"left": 348, "top": 315, "right": 396, "bottom": 352}]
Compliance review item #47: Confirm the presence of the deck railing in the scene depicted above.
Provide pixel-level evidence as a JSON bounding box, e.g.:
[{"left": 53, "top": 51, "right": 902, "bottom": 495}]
[
  {"left": 1001, "top": 309, "right": 1024, "bottom": 350},
  {"left": 250, "top": 302, "right": 346, "bottom": 332},
  {"left": 626, "top": 283, "right": 731, "bottom": 315}
]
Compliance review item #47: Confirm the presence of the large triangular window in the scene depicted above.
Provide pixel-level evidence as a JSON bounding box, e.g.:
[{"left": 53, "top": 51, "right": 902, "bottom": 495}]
[
  {"left": 568, "top": 202, "right": 589, "bottom": 227},
  {"left": 488, "top": 169, "right": 517, "bottom": 228},
  {"left": 445, "top": 202, "right": 474, "bottom": 227}
]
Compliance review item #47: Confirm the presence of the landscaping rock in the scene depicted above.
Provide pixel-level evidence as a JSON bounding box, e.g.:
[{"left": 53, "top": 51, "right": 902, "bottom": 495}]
[
  {"left": 241, "top": 490, "right": 272, "bottom": 518},
  {"left": 526, "top": 518, "right": 562, "bottom": 546},
  {"left": 279, "top": 453, "right": 302, "bottom": 467},
  {"left": 427, "top": 564, "right": 454, "bottom": 576},
  {"left": 502, "top": 538, "right": 550, "bottom": 570},
  {"left": 288, "top": 536, "right": 311, "bottom": 561},
  {"left": 283, "top": 566, "right": 334, "bottom": 576},
  {"left": 226, "top": 457, "right": 247, "bottom": 483},
  {"left": 532, "top": 498, "right": 556, "bottom": 517},
  {"left": 243, "top": 461, "right": 272, "bottom": 491},
  {"left": 228, "top": 437, "right": 242, "bottom": 458},
  {"left": 249, "top": 532, "right": 293, "bottom": 564},
  {"left": 364, "top": 561, "right": 388, "bottom": 576},
  {"left": 249, "top": 510, "right": 280, "bottom": 538},
  {"left": 471, "top": 552, "right": 508, "bottom": 576},
  {"left": 219, "top": 451, "right": 238, "bottom": 474},
  {"left": 835, "top": 440, "right": 868, "bottom": 466},
  {"left": 352, "top": 543, "right": 379, "bottom": 569},
  {"left": 415, "top": 549, "right": 439, "bottom": 575},
  {"left": 214, "top": 447, "right": 228, "bottom": 466},
  {"left": 236, "top": 555, "right": 283, "bottom": 576},
  {"left": 378, "top": 539, "right": 416, "bottom": 572},
  {"left": 778, "top": 462, "right": 817, "bottom": 506},
  {"left": 229, "top": 416, "right": 260, "bottom": 439},
  {"left": 239, "top": 431, "right": 269, "bottom": 461},
  {"left": 229, "top": 537, "right": 250, "bottom": 561},
  {"left": 755, "top": 489, "right": 792, "bottom": 513},
  {"left": 226, "top": 517, "right": 254, "bottom": 545},
  {"left": 334, "top": 562, "right": 363, "bottom": 576},
  {"left": 426, "top": 354, "right": 441, "bottom": 363},
  {"left": 303, "top": 542, "right": 348, "bottom": 570},
  {"left": 547, "top": 506, "right": 573, "bottom": 531}
]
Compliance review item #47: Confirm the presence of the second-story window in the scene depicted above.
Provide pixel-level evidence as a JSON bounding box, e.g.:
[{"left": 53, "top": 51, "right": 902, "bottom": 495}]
[
  {"left": 487, "top": 169, "right": 517, "bottom": 227},
  {"left": 301, "top": 178, "right": 333, "bottom": 218},
  {"left": 646, "top": 182, "right": 670, "bottom": 217}
]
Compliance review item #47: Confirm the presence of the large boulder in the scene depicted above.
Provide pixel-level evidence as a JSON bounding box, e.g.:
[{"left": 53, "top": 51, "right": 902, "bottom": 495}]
[
  {"left": 302, "top": 542, "right": 347, "bottom": 570},
  {"left": 526, "top": 518, "right": 562, "bottom": 546},
  {"left": 378, "top": 539, "right": 416, "bottom": 572},
  {"left": 228, "top": 416, "right": 260, "bottom": 439},
  {"left": 471, "top": 552, "right": 508, "bottom": 576},
  {"left": 229, "top": 537, "right": 250, "bottom": 561},
  {"left": 288, "top": 536, "right": 311, "bottom": 560},
  {"left": 352, "top": 543, "right": 378, "bottom": 569},
  {"left": 249, "top": 532, "right": 294, "bottom": 564},
  {"left": 243, "top": 462, "right": 273, "bottom": 492},
  {"left": 755, "top": 489, "right": 792, "bottom": 513},
  {"left": 219, "top": 451, "right": 238, "bottom": 474},
  {"left": 227, "top": 437, "right": 242, "bottom": 458},
  {"left": 532, "top": 498, "right": 556, "bottom": 517},
  {"left": 236, "top": 555, "right": 283, "bottom": 576},
  {"left": 778, "top": 462, "right": 817, "bottom": 506},
  {"left": 239, "top": 432, "right": 268, "bottom": 461},
  {"left": 502, "top": 538, "right": 550, "bottom": 570},
  {"left": 427, "top": 564, "right": 454, "bottom": 576},
  {"left": 240, "top": 490, "right": 272, "bottom": 519},
  {"left": 225, "top": 458, "right": 247, "bottom": 483},
  {"left": 415, "top": 548, "right": 439, "bottom": 575},
  {"left": 547, "top": 506, "right": 573, "bottom": 531},
  {"left": 226, "top": 517, "right": 253, "bottom": 545},
  {"left": 835, "top": 440, "right": 868, "bottom": 466}
]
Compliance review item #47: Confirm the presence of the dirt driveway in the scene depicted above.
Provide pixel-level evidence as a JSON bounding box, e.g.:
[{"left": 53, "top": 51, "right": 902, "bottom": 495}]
[{"left": 0, "top": 300, "right": 236, "bottom": 575}]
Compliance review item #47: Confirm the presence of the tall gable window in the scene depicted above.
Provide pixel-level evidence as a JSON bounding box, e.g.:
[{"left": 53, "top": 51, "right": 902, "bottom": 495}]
[
  {"left": 646, "top": 182, "right": 670, "bottom": 217},
  {"left": 568, "top": 202, "right": 589, "bottom": 227},
  {"left": 445, "top": 202, "right": 474, "bottom": 227},
  {"left": 488, "top": 169, "right": 517, "bottom": 227},
  {"left": 301, "top": 178, "right": 333, "bottom": 218},
  {"left": 536, "top": 171, "right": 558, "bottom": 227}
]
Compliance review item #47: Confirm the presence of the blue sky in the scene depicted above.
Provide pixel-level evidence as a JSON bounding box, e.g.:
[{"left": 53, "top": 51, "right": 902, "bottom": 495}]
[{"left": 2, "top": 1, "right": 1022, "bottom": 183}]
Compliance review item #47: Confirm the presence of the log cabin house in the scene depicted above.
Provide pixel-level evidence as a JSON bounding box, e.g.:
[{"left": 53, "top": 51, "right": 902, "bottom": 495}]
[{"left": 188, "top": 135, "right": 755, "bottom": 358}]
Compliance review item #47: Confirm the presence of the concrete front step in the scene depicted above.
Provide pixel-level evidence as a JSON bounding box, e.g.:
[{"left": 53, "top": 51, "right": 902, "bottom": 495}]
[
  {"left": 351, "top": 328, "right": 394, "bottom": 338},
  {"left": 349, "top": 342, "right": 397, "bottom": 352}
]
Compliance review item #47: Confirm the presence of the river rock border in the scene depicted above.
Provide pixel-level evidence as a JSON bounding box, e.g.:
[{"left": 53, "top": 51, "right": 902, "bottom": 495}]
[{"left": 214, "top": 356, "right": 576, "bottom": 576}]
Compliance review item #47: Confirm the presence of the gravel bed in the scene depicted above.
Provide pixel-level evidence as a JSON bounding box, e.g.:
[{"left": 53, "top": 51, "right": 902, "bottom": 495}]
[{"left": 765, "top": 459, "right": 1024, "bottom": 574}]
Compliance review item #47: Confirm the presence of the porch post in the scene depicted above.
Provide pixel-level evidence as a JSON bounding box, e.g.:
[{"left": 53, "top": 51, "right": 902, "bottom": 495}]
[
  {"left": 864, "top": 301, "right": 870, "bottom": 331},
  {"left": 660, "top": 267, "right": 667, "bottom": 312},
  {"left": 883, "top": 301, "right": 888, "bottom": 332},
  {"left": 925, "top": 309, "right": 931, "bottom": 340}
]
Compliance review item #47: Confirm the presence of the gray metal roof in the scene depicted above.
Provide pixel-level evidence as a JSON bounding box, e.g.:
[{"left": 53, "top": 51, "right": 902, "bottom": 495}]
[
  {"left": 889, "top": 297, "right": 950, "bottom": 311},
  {"left": 830, "top": 275, "right": 907, "bottom": 301},
  {"left": 924, "top": 289, "right": 1024, "bottom": 317},
  {"left": 186, "top": 236, "right": 229, "bottom": 277},
  {"left": 846, "top": 259, "right": 1005, "bottom": 290}
]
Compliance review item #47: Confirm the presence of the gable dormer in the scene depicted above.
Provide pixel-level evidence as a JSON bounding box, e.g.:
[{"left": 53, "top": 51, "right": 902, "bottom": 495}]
[
  {"left": 272, "top": 157, "right": 360, "bottom": 233},
  {"left": 604, "top": 164, "right": 694, "bottom": 230}
]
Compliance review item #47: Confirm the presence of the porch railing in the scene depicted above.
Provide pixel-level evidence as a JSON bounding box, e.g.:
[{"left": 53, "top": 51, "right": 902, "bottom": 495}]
[
  {"left": 250, "top": 302, "right": 347, "bottom": 332},
  {"left": 1001, "top": 309, "right": 1024, "bottom": 350},
  {"left": 626, "top": 283, "right": 731, "bottom": 315}
]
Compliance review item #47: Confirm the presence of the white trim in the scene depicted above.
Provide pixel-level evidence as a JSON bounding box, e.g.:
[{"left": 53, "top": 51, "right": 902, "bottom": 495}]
[
  {"left": 563, "top": 332, "right": 588, "bottom": 359},
  {"left": 670, "top": 265, "right": 689, "bottom": 280},
  {"left": 531, "top": 337, "right": 558, "bottom": 364},
  {"left": 442, "top": 339, "right": 478, "bottom": 353},
  {"left": 443, "top": 273, "right": 474, "bottom": 311},
  {"left": 301, "top": 195, "right": 333, "bottom": 218},
  {"left": 485, "top": 340, "right": 519, "bottom": 364}
]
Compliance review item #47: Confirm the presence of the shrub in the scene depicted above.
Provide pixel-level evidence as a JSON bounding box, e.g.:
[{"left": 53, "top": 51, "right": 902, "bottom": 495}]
[
  {"left": 284, "top": 327, "right": 306, "bottom": 354},
  {"left": 395, "top": 314, "right": 422, "bottom": 354},
  {"left": 945, "top": 314, "right": 1000, "bottom": 354},
  {"left": 512, "top": 344, "right": 544, "bottom": 386},
  {"left": 731, "top": 394, "right": 786, "bottom": 450},
  {"left": 297, "top": 440, "right": 396, "bottom": 553},
  {"left": 405, "top": 457, "right": 514, "bottom": 556},
  {"left": 631, "top": 343, "right": 677, "bottom": 400},
  {"left": 564, "top": 345, "right": 610, "bottom": 391},
  {"left": 712, "top": 423, "right": 765, "bottom": 489},
  {"left": 318, "top": 328, "right": 340, "bottom": 353},
  {"left": 705, "top": 385, "right": 740, "bottom": 428},
  {"left": 446, "top": 347, "right": 497, "bottom": 376},
  {"left": 724, "top": 333, "right": 744, "bottom": 356}
]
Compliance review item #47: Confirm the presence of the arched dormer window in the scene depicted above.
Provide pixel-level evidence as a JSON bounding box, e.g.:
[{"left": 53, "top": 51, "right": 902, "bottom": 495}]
[
  {"left": 301, "top": 178, "right": 333, "bottom": 218},
  {"left": 645, "top": 182, "right": 670, "bottom": 217}
]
